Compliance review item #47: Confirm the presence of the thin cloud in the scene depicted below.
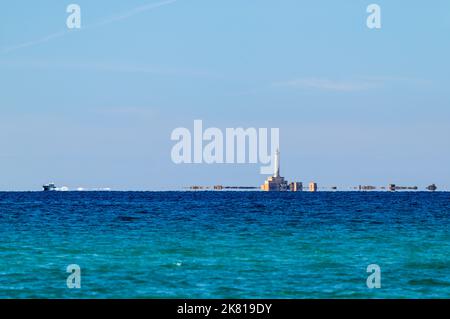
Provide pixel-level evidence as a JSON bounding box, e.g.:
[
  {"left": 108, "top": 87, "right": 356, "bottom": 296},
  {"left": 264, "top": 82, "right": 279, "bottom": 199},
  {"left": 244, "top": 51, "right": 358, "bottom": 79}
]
[
  {"left": 273, "top": 78, "right": 379, "bottom": 92},
  {"left": 93, "top": 106, "right": 158, "bottom": 118},
  {"left": 0, "top": 60, "right": 216, "bottom": 78},
  {"left": 272, "top": 76, "right": 428, "bottom": 92},
  {"left": 0, "top": 0, "right": 177, "bottom": 54}
]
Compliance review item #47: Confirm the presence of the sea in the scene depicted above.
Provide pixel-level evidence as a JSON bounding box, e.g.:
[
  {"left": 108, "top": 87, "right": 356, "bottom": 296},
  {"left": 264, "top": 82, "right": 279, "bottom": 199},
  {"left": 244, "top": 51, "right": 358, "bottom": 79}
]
[{"left": 0, "top": 191, "right": 449, "bottom": 298}]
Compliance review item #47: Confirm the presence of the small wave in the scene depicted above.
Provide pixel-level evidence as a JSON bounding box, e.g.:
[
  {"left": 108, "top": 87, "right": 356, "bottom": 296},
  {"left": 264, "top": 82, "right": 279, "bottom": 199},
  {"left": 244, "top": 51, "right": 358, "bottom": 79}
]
[
  {"left": 408, "top": 278, "right": 450, "bottom": 287},
  {"left": 117, "top": 216, "right": 140, "bottom": 222}
]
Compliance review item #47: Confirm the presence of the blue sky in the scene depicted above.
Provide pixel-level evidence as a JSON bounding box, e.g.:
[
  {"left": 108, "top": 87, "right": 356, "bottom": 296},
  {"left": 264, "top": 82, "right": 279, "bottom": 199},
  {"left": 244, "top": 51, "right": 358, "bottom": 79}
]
[{"left": 1, "top": 0, "right": 450, "bottom": 190}]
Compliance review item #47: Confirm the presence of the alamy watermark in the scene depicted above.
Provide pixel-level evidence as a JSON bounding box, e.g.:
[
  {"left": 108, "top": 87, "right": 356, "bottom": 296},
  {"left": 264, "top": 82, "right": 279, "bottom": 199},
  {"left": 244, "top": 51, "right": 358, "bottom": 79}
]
[
  {"left": 66, "top": 264, "right": 81, "bottom": 289},
  {"left": 366, "top": 264, "right": 381, "bottom": 289},
  {"left": 367, "top": 4, "right": 381, "bottom": 29},
  {"left": 66, "top": 4, "right": 81, "bottom": 29},
  {"left": 171, "top": 120, "right": 279, "bottom": 175},
  {"left": 63, "top": 3, "right": 380, "bottom": 40},
  {"left": 64, "top": 4, "right": 378, "bottom": 33}
]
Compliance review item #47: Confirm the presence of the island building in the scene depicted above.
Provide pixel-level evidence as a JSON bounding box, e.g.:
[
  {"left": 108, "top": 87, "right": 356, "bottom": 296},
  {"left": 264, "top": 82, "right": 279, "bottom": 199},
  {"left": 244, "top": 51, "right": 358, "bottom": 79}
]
[
  {"left": 290, "top": 182, "right": 303, "bottom": 192},
  {"left": 309, "top": 182, "right": 318, "bottom": 192},
  {"left": 359, "top": 185, "right": 377, "bottom": 191},
  {"left": 261, "top": 149, "right": 289, "bottom": 191},
  {"left": 388, "top": 184, "right": 418, "bottom": 191}
]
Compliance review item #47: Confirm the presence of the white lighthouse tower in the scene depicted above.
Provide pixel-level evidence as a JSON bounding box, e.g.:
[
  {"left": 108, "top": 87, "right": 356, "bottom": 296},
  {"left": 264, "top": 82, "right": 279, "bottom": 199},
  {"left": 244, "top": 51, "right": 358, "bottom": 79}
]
[
  {"left": 261, "top": 148, "right": 288, "bottom": 191},
  {"left": 274, "top": 148, "right": 280, "bottom": 177}
]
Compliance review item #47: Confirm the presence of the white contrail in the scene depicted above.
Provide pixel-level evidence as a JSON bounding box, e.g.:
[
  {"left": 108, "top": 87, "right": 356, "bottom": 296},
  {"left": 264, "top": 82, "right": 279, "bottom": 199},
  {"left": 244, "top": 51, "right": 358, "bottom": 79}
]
[
  {"left": 92, "top": 0, "right": 177, "bottom": 27},
  {"left": 1, "top": 31, "right": 67, "bottom": 54},
  {"left": 0, "top": 0, "right": 177, "bottom": 54}
]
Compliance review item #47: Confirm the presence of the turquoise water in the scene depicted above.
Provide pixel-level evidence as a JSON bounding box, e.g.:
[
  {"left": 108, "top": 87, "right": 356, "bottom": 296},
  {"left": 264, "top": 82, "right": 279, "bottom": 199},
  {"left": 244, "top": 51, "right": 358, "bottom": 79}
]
[{"left": 0, "top": 191, "right": 449, "bottom": 298}]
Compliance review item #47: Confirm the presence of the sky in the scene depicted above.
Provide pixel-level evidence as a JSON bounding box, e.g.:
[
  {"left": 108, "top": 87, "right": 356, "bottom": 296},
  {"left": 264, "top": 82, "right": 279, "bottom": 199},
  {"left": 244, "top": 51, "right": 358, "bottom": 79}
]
[{"left": 1, "top": 0, "right": 450, "bottom": 191}]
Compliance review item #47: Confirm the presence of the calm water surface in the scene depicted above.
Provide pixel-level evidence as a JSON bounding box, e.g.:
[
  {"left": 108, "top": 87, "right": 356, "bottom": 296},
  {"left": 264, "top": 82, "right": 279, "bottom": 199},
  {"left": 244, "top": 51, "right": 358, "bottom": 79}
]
[{"left": 0, "top": 191, "right": 449, "bottom": 298}]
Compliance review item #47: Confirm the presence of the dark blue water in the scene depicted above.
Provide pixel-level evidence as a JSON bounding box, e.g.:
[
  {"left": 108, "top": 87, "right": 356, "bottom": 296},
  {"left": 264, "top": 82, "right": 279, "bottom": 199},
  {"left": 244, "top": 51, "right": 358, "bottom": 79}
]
[{"left": 0, "top": 191, "right": 449, "bottom": 298}]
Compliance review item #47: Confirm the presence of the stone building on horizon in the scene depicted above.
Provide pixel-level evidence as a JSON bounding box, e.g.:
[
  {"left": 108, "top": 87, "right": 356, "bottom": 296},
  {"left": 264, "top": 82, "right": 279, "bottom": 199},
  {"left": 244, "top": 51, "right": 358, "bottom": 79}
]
[{"left": 261, "top": 149, "right": 289, "bottom": 191}]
